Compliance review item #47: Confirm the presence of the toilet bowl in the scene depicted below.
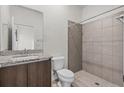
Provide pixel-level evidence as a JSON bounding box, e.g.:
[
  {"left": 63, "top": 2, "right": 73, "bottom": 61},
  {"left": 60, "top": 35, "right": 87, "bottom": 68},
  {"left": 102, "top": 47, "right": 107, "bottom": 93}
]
[
  {"left": 52, "top": 56, "right": 74, "bottom": 87},
  {"left": 57, "top": 69, "right": 74, "bottom": 87}
]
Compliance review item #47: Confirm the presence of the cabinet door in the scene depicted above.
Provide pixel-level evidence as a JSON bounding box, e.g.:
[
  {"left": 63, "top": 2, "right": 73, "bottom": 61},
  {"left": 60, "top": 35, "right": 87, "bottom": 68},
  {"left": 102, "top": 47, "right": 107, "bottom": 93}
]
[
  {"left": 28, "top": 60, "right": 51, "bottom": 87},
  {"left": 0, "top": 64, "right": 27, "bottom": 87}
]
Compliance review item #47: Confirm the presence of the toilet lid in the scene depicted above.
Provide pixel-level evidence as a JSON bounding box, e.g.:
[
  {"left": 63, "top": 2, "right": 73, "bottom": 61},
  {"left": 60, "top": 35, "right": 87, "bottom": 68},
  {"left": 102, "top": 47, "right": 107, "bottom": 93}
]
[{"left": 57, "top": 69, "right": 74, "bottom": 78}]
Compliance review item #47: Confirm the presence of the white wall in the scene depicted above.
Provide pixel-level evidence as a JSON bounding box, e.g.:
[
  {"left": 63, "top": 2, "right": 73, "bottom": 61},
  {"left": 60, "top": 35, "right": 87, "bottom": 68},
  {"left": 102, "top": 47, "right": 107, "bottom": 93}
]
[
  {"left": 0, "top": 5, "right": 10, "bottom": 50},
  {"left": 23, "top": 5, "right": 83, "bottom": 68},
  {"left": 82, "top": 5, "right": 122, "bottom": 23}
]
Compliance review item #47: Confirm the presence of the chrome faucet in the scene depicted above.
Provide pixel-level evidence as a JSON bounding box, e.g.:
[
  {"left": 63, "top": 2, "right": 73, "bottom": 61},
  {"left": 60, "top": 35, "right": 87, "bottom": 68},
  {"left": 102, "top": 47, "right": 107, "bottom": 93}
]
[{"left": 24, "top": 48, "right": 28, "bottom": 54}]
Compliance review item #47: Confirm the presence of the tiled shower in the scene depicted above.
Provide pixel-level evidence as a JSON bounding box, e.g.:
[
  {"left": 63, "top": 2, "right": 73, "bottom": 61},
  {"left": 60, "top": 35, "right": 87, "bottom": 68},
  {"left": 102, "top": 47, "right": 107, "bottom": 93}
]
[{"left": 82, "top": 12, "right": 124, "bottom": 86}]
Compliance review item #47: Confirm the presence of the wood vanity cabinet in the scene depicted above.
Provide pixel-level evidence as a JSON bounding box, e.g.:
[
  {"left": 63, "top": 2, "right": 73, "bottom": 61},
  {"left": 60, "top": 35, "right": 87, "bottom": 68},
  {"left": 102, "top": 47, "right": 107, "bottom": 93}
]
[
  {"left": 0, "top": 64, "right": 27, "bottom": 87},
  {"left": 0, "top": 59, "right": 51, "bottom": 87},
  {"left": 28, "top": 60, "right": 51, "bottom": 87}
]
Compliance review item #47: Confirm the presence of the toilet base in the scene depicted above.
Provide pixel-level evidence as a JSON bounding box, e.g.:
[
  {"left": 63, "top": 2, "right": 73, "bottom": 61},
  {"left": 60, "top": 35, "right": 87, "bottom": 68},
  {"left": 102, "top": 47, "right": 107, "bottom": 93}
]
[
  {"left": 60, "top": 81, "right": 72, "bottom": 87},
  {"left": 56, "top": 81, "right": 72, "bottom": 87},
  {"left": 57, "top": 81, "right": 62, "bottom": 87}
]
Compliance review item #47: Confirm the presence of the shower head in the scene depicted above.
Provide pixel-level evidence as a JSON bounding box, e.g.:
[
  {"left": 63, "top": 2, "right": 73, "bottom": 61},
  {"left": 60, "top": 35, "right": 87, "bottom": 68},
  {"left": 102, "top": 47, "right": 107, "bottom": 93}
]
[{"left": 116, "top": 14, "right": 124, "bottom": 23}]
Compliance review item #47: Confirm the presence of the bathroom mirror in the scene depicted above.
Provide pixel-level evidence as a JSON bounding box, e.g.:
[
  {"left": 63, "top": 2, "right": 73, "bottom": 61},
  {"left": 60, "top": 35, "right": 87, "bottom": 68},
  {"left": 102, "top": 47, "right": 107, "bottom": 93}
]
[{"left": 0, "top": 5, "right": 44, "bottom": 51}]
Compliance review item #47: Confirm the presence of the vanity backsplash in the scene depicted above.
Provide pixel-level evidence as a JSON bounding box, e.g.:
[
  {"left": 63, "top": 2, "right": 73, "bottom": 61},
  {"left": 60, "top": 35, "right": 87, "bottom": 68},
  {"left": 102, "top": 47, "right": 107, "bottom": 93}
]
[{"left": 0, "top": 49, "right": 43, "bottom": 56}]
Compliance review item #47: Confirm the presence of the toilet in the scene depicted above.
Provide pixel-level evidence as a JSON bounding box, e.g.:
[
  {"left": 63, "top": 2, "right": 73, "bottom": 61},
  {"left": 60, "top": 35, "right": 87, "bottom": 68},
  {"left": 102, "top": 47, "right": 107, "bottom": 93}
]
[{"left": 52, "top": 56, "right": 74, "bottom": 87}]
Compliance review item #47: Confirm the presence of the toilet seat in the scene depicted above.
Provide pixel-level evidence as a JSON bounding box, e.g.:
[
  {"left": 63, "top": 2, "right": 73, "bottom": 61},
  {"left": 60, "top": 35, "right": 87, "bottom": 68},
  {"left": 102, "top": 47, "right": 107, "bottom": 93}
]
[{"left": 57, "top": 69, "right": 74, "bottom": 79}]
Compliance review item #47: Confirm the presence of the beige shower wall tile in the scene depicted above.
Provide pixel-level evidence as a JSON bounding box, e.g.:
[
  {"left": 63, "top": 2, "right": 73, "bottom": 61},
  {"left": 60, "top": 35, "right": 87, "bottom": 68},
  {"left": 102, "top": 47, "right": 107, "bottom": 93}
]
[
  {"left": 82, "top": 42, "right": 87, "bottom": 54},
  {"left": 95, "top": 30, "right": 102, "bottom": 41},
  {"left": 68, "top": 21, "right": 82, "bottom": 72},
  {"left": 112, "top": 71, "right": 123, "bottom": 86},
  {"left": 82, "top": 29, "right": 93, "bottom": 42},
  {"left": 102, "top": 42, "right": 112, "bottom": 56},
  {"left": 91, "top": 29, "right": 102, "bottom": 41},
  {"left": 92, "top": 54, "right": 102, "bottom": 77},
  {"left": 113, "top": 25, "right": 123, "bottom": 41},
  {"left": 87, "top": 52, "right": 94, "bottom": 63},
  {"left": 83, "top": 22, "right": 92, "bottom": 31},
  {"left": 85, "top": 61, "right": 95, "bottom": 74},
  {"left": 89, "top": 29, "right": 96, "bottom": 41},
  {"left": 102, "top": 16, "right": 112, "bottom": 28},
  {"left": 93, "top": 42, "right": 102, "bottom": 54},
  {"left": 82, "top": 34, "right": 87, "bottom": 42},
  {"left": 89, "top": 64, "right": 97, "bottom": 76},
  {"left": 90, "top": 19, "right": 102, "bottom": 29},
  {"left": 113, "top": 55, "right": 123, "bottom": 73},
  {"left": 82, "top": 62, "right": 87, "bottom": 71},
  {"left": 102, "top": 67, "right": 113, "bottom": 83},
  {"left": 92, "top": 53, "right": 102, "bottom": 65},
  {"left": 87, "top": 31, "right": 95, "bottom": 42},
  {"left": 102, "top": 55, "right": 112, "bottom": 68},
  {"left": 69, "top": 44, "right": 82, "bottom": 72},
  {"left": 72, "top": 30, "right": 82, "bottom": 46},
  {"left": 86, "top": 42, "right": 94, "bottom": 53},
  {"left": 113, "top": 41, "right": 123, "bottom": 57},
  {"left": 93, "top": 64, "right": 103, "bottom": 78},
  {"left": 82, "top": 50, "right": 87, "bottom": 61},
  {"left": 102, "top": 27, "right": 113, "bottom": 42},
  {"left": 82, "top": 12, "right": 123, "bottom": 85}
]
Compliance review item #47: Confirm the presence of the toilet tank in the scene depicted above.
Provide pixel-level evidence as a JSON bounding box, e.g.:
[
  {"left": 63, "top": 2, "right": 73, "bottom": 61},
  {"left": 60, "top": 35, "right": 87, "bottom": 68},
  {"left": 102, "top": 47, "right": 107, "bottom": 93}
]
[{"left": 52, "top": 56, "right": 65, "bottom": 71}]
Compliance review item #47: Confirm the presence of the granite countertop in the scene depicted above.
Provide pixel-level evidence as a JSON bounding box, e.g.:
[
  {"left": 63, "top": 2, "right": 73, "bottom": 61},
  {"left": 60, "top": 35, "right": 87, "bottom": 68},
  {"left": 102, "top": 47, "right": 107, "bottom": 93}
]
[{"left": 0, "top": 53, "right": 52, "bottom": 68}]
